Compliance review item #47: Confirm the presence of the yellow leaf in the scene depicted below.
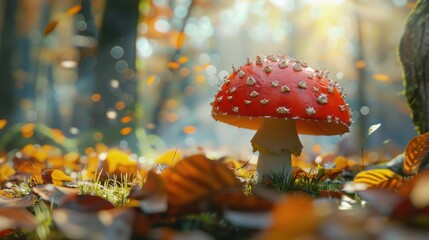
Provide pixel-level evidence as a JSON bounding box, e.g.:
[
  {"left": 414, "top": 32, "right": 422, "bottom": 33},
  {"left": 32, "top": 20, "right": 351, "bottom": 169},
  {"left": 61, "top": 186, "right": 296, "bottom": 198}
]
[
  {"left": 0, "top": 165, "right": 15, "bottom": 180},
  {"left": 51, "top": 169, "right": 73, "bottom": 186},
  {"left": 66, "top": 5, "right": 82, "bottom": 16},
  {"left": 353, "top": 169, "right": 403, "bottom": 190},
  {"left": 403, "top": 132, "right": 429, "bottom": 175},
  {"left": 155, "top": 149, "right": 182, "bottom": 166}
]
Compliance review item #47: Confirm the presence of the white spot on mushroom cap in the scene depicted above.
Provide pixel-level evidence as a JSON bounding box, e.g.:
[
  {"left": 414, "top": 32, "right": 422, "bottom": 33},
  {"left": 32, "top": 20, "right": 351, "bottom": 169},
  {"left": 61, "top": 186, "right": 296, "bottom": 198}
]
[
  {"left": 276, "top": 107, "right": 290, "bottom": 114},
  {"left": 232, "top": 65, "right": 239, "bottom": 73},
  {"left": 238, "top": 70, "right": 245, "bottom": 78},
  {"left": 278, "top": 60, "right": 288, "bottom": 68},
  {"left": 227, "top": 96, "right": 233, "bottom": 100},
  {"left": 263, "top": 65, "right": 272, "bottom": 73},
  {"left": 298, "top": 81, "right": 307, "bottom": 89},
  {"left": 232, "top": 106, "right": 239, "bottom": 113},
  {"left": 256, "top": 56, "right": 263, "bottom": 65},
  {"left": 306, "top": 107, "right": 316, "bottom": 115},
  {"left": 246, "top": 57, "right": 253, "bottom": 65},
  {"left": 293, "top": 62, "right": 303, "bottom": 71},
  {"left": 246, "top": 76, "right": 256, "bottom": 86},
  {"left": 217, "top": 96, "right": 223, "bottom": 102},
  {"left": 260, "top": 99, "right": 269, "bottom": 104},
  {"left": 250, "top": 91, "right": 259, "bottom": 97},
  {"left": 317, "top": 93, "right": 328, "bottom": 104},
  {"left": 281, "top": 85, "right": 290, "bottom": 92},
  {"left": 230, "top": 86, "right": 236, "bottom": 93},
  {"left": 272, "top": 80, "right": 279, "bottom": 87},
  {"left": 244, "top": 100, "right": 251, "bottom": 104}
]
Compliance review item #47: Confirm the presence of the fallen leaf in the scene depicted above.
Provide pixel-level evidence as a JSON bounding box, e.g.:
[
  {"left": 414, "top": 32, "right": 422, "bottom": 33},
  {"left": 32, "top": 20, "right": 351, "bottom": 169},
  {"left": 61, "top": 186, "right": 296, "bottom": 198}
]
[
  {"left": 403, "top": 132, "right": 429, "bottom": 175},
  {"left": 66, "top": 5, "right": 82, "bottom": 16},
  {"left": 0, "top": 193, "right": 36, "bottom": 208},
  {"left": 59, "top": 193, "right": 115, "bottom": 212},
  {"left": 162, "top": 154, "right": 240, "bottom": 208},
  {"left": 0, "top": 165, "right": 15, "bottom": 181},
  {"left": 0, "top": 208, "right": 37, "bottom": 232},
  {"left": 43, "top": 20, "right": 58, "bottom": 35},
  {"left": 33, "top": 185, "right": 79, "bottom": 205},
  {"left": 353, "top": 169, "right": 403, "bottom": 190},
  {"left": 176, "top": 32, "right": 185, "bottom": 49},
  {"left": 260, "top": 195, "right": 325, "bottom": 240},
  {"left": 155, "top": 149, "right": 181, "bottom": 166}
]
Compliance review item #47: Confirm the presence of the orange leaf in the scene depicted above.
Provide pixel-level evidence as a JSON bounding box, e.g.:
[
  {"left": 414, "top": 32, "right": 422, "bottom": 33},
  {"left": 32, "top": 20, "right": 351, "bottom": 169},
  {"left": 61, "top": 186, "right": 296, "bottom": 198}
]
[
  {"left": 162, "top": 154, "right": 240, "bottom": 207},
  {"left": 0, "top": 119, "right": 7, "bottom": 130},
  {"left": 261, "top": 195, "right": 322, "bottom": 240},
  {"left": 176, "top": 32, "right": 185, "bottom": 49},
  {"left": 43, "top": 20, "right": 58, "bottom": 35},
  {"left": 66, "top": 5, "right": 82, "bottom": 16},
  {"left": 403, "top": 132, "right": 429, "bottom": 175},
  {"left": 353, "top": 169, "right": 403, "bottom": 190}
]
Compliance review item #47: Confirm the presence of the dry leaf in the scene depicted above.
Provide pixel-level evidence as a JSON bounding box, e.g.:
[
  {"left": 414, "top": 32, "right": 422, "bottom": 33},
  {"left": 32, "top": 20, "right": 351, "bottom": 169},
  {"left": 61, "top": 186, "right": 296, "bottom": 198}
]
[
  {"left": 0, "top": 193, "right": 36, "bottom": 208},
  {"left": 162, "top": 154, "right": 240, "bottom": 207},
  {"left": 59, "top": 193, "right": 115, "bottom": 212},
  {"left": 66, "top": 5, "right": 82, "bottom": 16},
  {"left": 403, "top": 132, "right": 429, "bottom": 175},
  {"left": 353, "top": 169, "right": 403, "bottom": 190},
  {"left": 0, "top": 208, "right": 37, "bottom": 232},
  {"left": 43, "top": 20, "right": 58, "bottom": 35},
  {"left": 33, "top": 185, "right": 79, "bottom": 205}
]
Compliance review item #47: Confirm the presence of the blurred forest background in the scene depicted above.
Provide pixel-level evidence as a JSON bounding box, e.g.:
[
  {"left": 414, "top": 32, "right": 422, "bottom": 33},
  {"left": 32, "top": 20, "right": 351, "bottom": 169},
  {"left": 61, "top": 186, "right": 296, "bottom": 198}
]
[{"left": 0, "top": 0, "right": 418, "bottom": 162}]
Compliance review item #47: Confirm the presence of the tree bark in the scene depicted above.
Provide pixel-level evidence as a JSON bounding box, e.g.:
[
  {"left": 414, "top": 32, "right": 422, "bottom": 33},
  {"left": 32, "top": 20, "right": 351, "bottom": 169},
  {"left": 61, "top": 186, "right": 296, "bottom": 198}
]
[
  {"left": 399, "top": 0, "right": 429, "bottom": 134},
  {"left": 0, "top": 0, "right": 19, "bottom": 120}
]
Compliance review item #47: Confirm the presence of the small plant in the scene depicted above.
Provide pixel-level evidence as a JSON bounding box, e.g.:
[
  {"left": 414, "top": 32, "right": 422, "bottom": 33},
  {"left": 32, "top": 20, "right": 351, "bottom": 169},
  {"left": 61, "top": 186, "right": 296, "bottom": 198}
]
[{"left": 77, "top": 170, "right": 133, "bottom": 206}]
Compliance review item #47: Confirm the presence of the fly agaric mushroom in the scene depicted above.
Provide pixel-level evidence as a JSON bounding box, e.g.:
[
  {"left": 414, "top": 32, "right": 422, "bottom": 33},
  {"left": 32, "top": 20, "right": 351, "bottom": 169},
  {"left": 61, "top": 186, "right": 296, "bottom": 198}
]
[{"left": 211, "top": 55, "right": 352, "bottom": 179}]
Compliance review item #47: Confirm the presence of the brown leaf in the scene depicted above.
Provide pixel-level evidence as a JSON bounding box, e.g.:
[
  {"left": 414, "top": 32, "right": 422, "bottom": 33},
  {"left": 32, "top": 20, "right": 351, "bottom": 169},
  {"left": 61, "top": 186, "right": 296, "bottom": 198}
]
[
  {"left": 162, "top": 154, "right": 240, "bottom": 207},
  {"left": 66, "top": 5, "right": 82, "bottom": 16},
  {"left": 59, "top": 193, "right": 115, "bottom": 212},
  {"left": 43, "top": 20, "right": 58, "bottom": 35},
  {"left": 403, "top": 132, "right": 429, "bottom": 175},
  {"left": 0, "top": 208, "right": 37, "bottom": 232}
]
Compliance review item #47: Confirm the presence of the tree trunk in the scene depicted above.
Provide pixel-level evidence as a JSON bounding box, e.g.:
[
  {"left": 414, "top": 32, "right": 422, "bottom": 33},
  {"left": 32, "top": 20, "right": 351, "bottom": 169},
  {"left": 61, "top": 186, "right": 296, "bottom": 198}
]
[
  {"left": 89, "top": 0, "right": 140, "bottom": 151},
  {"left": 70, "top": 0, "right": 97, "bottom": 133},
  {"left": 399, "top": 0, "right": 429, "bottom": 134},
  {"left": 0, "top": 0, "right": 19, "bottom": 120}
]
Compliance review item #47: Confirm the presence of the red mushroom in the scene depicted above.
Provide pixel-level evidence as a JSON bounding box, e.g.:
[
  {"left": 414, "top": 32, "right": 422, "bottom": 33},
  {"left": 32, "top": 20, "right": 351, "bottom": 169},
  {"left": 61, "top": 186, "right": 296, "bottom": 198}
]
[{"left": 211, "top": 55, "right": 352, "bottom": 179}]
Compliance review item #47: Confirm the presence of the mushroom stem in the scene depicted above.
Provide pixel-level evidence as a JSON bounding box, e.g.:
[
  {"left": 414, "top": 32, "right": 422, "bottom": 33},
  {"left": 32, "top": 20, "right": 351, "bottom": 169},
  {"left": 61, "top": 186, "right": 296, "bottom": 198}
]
[{"left": 251, "top": 118, "right": 303, "bottom": 179}]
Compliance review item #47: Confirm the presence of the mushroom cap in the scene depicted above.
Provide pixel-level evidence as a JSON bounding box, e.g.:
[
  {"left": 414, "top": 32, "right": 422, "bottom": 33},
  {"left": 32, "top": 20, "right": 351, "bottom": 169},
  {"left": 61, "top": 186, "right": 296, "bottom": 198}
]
[{"left": 211, "top": 55, "right": 352, "bottom": 135}]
